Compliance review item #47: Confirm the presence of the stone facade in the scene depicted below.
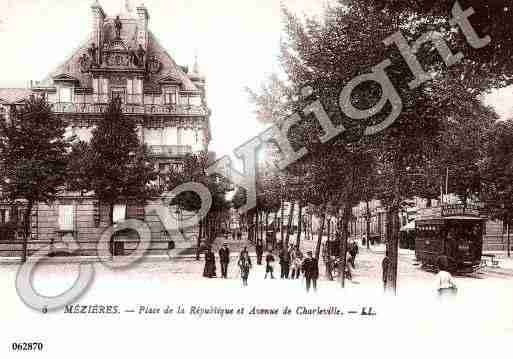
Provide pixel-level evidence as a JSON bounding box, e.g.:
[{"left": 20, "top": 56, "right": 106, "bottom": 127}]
[{"left": 0, "top": 2, "right": 210, "bottom": 255}]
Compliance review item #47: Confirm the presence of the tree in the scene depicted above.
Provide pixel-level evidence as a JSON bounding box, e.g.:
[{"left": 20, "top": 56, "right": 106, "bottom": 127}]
[
  {"left": 78, "top": 99, "right": 159, "bottom": 226},
  {"left": 482, "top": 119, "right": 513, "bottom": 257},
  {"left": 0, "top": 96, "right": 71, "bottom": 262},
  {"left": 249, "top": 0, "right": 500, "bottom": 294},
  {"left": 163, "top": 152, "right": 230, "bottom": 259}
]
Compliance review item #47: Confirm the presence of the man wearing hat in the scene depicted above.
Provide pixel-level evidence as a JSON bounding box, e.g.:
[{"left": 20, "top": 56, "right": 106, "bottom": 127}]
[
  {"left": 219, "top": 243, "right": 231, "bottom": 279},
  {"left": 302, "top": 251, "right": 319, "bottom": 293}
]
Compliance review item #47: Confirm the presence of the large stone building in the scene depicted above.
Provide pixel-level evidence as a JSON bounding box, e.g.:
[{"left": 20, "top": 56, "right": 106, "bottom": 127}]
[{"left": 0, "top": 1, "right": 211, "bottom": 255}]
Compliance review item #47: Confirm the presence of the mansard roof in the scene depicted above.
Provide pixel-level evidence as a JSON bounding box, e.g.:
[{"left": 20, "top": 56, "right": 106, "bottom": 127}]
[{"left": 38, "top": 16, "right": 199, "bottom": 93}]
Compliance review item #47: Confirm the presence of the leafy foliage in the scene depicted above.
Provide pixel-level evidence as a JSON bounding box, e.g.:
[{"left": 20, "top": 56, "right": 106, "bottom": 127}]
[
  {"left": 70, "top": 99, "right": 159, "bottom": 223},
  {"left": 0, "top": 96, "right": 70, "bottom": 205}
]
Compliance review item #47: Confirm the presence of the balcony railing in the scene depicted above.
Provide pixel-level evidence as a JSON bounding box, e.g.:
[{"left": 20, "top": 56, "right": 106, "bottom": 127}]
[
  {"left": 149, "top": 145, "right": 193, "bottom": 157},
  {"left": 51, "top": 103, "right": 208, "bottom": 116}
]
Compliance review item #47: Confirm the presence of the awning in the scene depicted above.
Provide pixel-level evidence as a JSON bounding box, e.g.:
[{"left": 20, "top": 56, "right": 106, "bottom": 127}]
[{"left": 444, "top": 216, "right": 485, "bottom": 221}]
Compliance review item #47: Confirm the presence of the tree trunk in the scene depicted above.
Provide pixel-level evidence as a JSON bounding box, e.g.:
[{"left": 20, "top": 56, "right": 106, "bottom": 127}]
[
  {"left": 302, "top": 208, "right": 308, "bottom": 240},
  {"left": 285, "top": 202, "right": 295, "bottom": 248},
  {"left": 385, "top": 206, "right": 400, "bottom": 295},
  {"left": 255, "top": 211, "right": 258, "bottom": 244},
  {"left": 249, "top": 210, "right": 256, "bottom": 243},
  {"left": 261, "top": 212, "right": 265, "bottom": 243},
  {"left": 280, "top": 198, "right": 285, "bottom": 243},
  {"left": 196, "top": 219, "right": 202, "bottom": 261},
  {"left": 339, "top": 205, "right": 351, "bottom": 289},
  {"left": 265, "top": 211, "right": 269, "bottom": 245},
  {"left": 21, "top": 202, "right": 34, "bottom": 263},
  {"left": 296, "top": 204, "right": 303, "bottom": 248},
  {"left": 507, "top": 220, "right": 511, "bottom": 258},
  {"left": 315, "top": 206, "right": 327, "bottom": 261},
  {"left": 366, "top": 201, "right": 371, "bottom": 250},
  {"left": 310, "top": 213, "right": 314, "bottom": 241}
]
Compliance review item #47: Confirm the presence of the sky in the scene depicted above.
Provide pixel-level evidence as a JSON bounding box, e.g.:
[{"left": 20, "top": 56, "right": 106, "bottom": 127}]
[{"left": 0, "top": 0, "right": 511, "bottom": 161}]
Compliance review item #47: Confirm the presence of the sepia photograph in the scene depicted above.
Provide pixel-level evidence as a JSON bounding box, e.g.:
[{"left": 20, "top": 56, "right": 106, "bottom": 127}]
[{"left": 0, "top": 0, "right": 512, "bottom": 357}]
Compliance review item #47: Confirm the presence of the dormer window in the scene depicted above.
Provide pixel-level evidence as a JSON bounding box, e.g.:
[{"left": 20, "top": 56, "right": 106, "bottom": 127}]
[
  {"left": 164, "top": 88, "right": 177, "bottom": 105},
  {"left": 59, "top": 87, "right": 72, "bottom": 103}
]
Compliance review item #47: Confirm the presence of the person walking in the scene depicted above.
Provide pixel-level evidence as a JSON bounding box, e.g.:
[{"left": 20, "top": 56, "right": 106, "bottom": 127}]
[
  {"left": 435, "top": 255, "right": 457, "bottom": 300},
  {"left": 382, "top": 256, "right": 389, "bottom": 291},
  {"left": 238, "top": 247, "right": 252, "bottom": 287},
  {"left": 279, "top": 246, "right": 291, "bottom": 279},
  {"left": 218, "top": 243, "right": 230, "bottom": 279},
  {"left": 302, "top": 251, "right": 319, "bottom": 292},
  {"left": 290, "top": 248, "right": 303, "bottom": 280},
  {"left": 203, "top": 247, "right": 216, "bottom": 278},
  {"left": 345, "top": 251, "right": 353, "bottom": 281},
  {"left": 349, "top": 240, "right": 359, "bottom": 268},
  {"left": 264, "top": 251, "right": 275, "bottom": 279},
  {"left": 256, "top": 240, "right": 264, "bottom": 265}
]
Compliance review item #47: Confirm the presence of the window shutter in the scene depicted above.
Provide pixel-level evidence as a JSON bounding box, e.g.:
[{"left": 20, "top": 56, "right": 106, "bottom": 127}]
[
  {"left": 58, "top": 205, "right": 74, "bottom": 231},
  {"left": 113, "top": 204, "right": 127, "bottom": 224}
]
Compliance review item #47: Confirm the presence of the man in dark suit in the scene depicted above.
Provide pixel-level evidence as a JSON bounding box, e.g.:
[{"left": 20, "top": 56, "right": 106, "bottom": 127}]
[
  {"left": 255, "top": 240, "right": 264, "bottom": 265},
  {"left": 219, "top": 243, "right": 230, "bottom": 279},
  {"left": 279, "top": 247, "right": 291, "bottom": 279},
  {"left": 302, "top": 251, "right": 319, "bottom": 292}
]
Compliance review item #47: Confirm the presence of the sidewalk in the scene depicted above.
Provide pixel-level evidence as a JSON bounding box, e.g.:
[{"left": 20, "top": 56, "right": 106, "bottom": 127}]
[{"left": 0, "top": 236, "right": 256, "bottom": 265}]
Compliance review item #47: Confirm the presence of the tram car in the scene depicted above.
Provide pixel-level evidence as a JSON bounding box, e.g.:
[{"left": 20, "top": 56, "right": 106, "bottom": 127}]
[{"left": 415, "top": 205, "right": 485, "bottom": 273}]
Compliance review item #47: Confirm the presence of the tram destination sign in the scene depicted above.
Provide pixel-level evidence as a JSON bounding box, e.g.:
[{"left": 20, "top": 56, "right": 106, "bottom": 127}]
[
  {"left": 441, "top": 204, "right": 481, "bottom": 217},
  {"left": 417, "top": 204, "right": 481, "bottom": 220}
]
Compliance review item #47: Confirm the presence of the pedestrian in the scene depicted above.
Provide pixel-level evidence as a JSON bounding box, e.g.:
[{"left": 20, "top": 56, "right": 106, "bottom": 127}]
[
  {"left": 218, "top": 243, "right": 230, "bottom": 279},
  {"left": 302, "top": 251, "right": 319, "bottom": 293},
  {"left": 382, "top": 256, "right": 389, "bottom": 291},
  {"left": 279, "top": 246, "right": 291, "bottom": 279},
  {"left": 265, "top": 251, "right": 275, "bottom": 279},
  {"left": 256, "top": 240, "right": 264, "bottom": 265},
  {"left": 238, "top": 247, "right": 252, "bottom": 287},
  {"left": 345, "top": 251, "right": 353, "bottom": 280},
  {"left": 290, "top": 248, "right": 303, "bottom": 279},
  {"left": 203, "top": 247, "right": 216, "bottom": 278},
  {"left": 349, "top": 240, "right": 359, "bottom": 268},
  {"left": 435, "top": 255, "right": 457, "bottom": 300},
  {"left": 237, "top": 230, "right": 242, "bottom": 241}
]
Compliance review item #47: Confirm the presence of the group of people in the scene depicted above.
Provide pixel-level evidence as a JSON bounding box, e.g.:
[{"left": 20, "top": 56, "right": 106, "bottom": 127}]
[
  {"left": 202, "top": 242, "right": 320, "bottom": 292},
  {"left": 261, "top": 245, "right": 320, "bottom": 292}
]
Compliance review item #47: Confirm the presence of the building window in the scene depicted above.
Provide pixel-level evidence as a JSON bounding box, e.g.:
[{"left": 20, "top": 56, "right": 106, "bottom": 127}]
[
  {"left": 127, "top": 79, "right": 142, "bottom": 103},
  {"left": 0, "top": 209, "right": 9, "bottom": 224},
  {"left": 113, "top": 204, "right": 127, "bottom": 224},
  {"left": 189, "top": 95, "right": 201, "bottom": 106},
  {"left": 17, "top": 208, "right": 25, "bottom": 225},
  {"left": 111, "top": 88, "right": 126, "bottom": 103},
  {"left": 59, "top": 87, "right": 72, "bottom": 103},
  {"left": 164, "top": 89, "right": 177, "bottom": 105},
  {"left": 58, "top": 205, "right": 74, "bottom": 231},
  {"left": 180, "top": 94, "right": 189, "bottom": 106}
]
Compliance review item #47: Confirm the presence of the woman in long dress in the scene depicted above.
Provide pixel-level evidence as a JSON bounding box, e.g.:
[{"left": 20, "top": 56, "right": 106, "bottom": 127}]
[
  {"left": 203, "top": 247, "right": 216, "bottom": 278},
  {"left": 238, "top": 247, "right": 252, "bottom": 287}
]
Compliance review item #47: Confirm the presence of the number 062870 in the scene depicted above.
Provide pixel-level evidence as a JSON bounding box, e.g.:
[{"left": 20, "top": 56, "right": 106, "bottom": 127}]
[{"left": 11, "top": 342, "right": 44, "bottom": 351}]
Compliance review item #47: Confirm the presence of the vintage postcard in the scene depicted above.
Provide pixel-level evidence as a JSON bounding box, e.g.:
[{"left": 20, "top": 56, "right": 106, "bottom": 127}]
[{"left": 1, "top": 0, "right": 512, "bottom": 358}]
